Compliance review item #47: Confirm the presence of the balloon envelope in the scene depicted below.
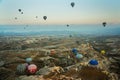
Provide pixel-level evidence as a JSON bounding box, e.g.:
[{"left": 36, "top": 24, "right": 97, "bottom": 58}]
[
  {"left": 71, "top": 2, "right": 75, "bottom": 7},
  {"left": 43, "top": 16, "right": 47, "bottom": 20},
  {"left": 101, "top": 50, "right": 106, "bottom": 55},
  {"left": 26, "top": 58, "right": 32, "bottom": 63},
  {"left": 102, "top": 22, "right": 107, "bottom": 27},
  {"left": 72, "top": 48, "right": 78, "bottom": 55},
  {"left": 21, "top": 12, "right": 23, "bottom": 14},
  {"left": 18, "top": 9, "right": 21, "bottom": 12},
  {"left": 76, "top": 53, "right": 83, "bottom": 59},
  {"left": 67, "top": 24, "right": 69, "bottom": 27},
  {"left": 16, "top": 63, "right": 28, "bottom": 74},
  {"left": 27, "top": 64, "right": 37, "bottom": 74},
  {"left": 15, "top": 17, "right": 17, "bottom": 20},
  {"left": 89, "top": 59, "right": 98, "bottom": 65}
]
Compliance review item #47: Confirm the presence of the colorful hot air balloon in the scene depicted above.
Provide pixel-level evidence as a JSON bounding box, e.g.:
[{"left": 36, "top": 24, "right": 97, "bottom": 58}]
[
  {"left": 27, "top": 64, "right": 37, "bottom": 74},
  {"left": 71, "top": 2, "right": 75, "bottom": 7},
  {"left": 43, "top": 16, "right": 47, "bottom": 20}
]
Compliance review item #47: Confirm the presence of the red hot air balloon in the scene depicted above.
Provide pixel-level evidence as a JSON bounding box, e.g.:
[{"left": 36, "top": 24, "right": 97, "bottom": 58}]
[{"left": 27, "top": 64, "right": 37, "bottom": 74}]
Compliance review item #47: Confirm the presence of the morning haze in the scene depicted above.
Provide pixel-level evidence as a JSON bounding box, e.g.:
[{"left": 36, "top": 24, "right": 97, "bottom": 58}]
[{"left": 0, "top": 0, "right": 120, "bottom": 25}]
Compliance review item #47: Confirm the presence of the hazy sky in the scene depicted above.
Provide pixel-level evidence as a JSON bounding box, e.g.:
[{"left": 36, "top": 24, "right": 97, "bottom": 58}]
[{"left": 0, "top": 0, "right": 120, "bottom": 25}]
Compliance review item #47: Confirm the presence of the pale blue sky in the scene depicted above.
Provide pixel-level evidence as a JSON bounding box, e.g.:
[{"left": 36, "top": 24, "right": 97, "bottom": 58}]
[{"left": 0, "top": 0, "right": 120, "bottom": 25}]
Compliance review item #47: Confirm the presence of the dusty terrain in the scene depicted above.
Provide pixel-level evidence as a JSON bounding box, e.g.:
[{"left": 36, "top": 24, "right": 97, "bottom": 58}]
[{"left": 0, "top": 35, "right": 120, "bottom": 80}]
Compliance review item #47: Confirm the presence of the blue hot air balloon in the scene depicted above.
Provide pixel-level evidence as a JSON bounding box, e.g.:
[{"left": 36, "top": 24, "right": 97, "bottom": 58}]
[
  {"left": 72, "top": 48, "right": 78, "bottom": 55},
  {"left": 89, "top": 59, "right": 98, "bottom": 65}
]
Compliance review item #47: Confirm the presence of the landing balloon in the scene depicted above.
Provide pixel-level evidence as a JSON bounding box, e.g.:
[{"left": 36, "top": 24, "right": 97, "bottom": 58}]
[
  {"left": 101, "top": 50, "right": 106, "bottom": 55},
  {"left": 27, "top": 64, "right": 37, "bottom": 74},
  {"left": 76, "top": 53, "right": 83, "bottom": 59}
]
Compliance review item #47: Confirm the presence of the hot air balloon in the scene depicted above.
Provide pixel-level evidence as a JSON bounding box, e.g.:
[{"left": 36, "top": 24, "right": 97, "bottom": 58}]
[
  {"left": 67, "top": 24, "right": 69, "bottom": 27},
  {"left": 18, "top": 9, "right": 21, "bottom": 12},
  {"left": 43, "top": 16, "right": 47, "bottom": 20},
  {"left": 27, "top": 64, "right": 37, "bottom": 74},
  {"left": 15, "top": 17, "right": 17, "bottom": 20},
  {"left": 72, "top": 48, "right": 78, "bottom": 55},
  {"left": 69, "top": 35, "right": 72, "bottom": 38},
  {"left": 102, "top": 22, "right": 107, "bottom": 27},
  {"left": 71, "top": 2, "right": 75, "bottom": 7},
  {"left": 26, "top": 25, "right": 28, "bottom": 27},
  {"left": 75, "top": 53, "right": 83, "bottom": 59},
  {"left": 16, "top": 63, "right": 28, "bottom": 75},
  {"left": 24, "top": 27, "right": 26, "bottom": 29},
  {"left": 36, "top": 16, "right": 38, "bottom": 18},
  {"left": 89, "top": 59, "right": 98, "bottom": 66},
  {"left": 101, "top": 50, "right": 106, "bottom": 55},
  {"left": 26, "top": 58, "right": 32, "bottom": 64},
  {"left": 21, "top": 12, "right": 23, "bottom": 14}
]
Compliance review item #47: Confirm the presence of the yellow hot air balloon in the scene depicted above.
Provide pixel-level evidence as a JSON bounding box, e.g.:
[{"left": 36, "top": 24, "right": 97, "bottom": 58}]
[{"left": 101, "top": 50, "right": 106, "bottom": 55}]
